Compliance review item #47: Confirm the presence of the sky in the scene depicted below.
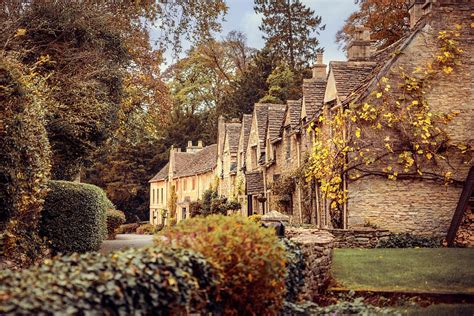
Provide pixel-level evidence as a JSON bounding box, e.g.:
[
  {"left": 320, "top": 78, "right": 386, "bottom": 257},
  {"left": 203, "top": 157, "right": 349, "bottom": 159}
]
[{"left": 154, "top": 0, "right": 358, "bottom": 67}]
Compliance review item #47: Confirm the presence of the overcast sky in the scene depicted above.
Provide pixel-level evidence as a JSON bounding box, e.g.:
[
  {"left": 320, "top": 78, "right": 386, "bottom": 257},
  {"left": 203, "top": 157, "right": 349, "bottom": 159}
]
[{"left": 154, "top": 0, "right": 358, "bottom": 67}]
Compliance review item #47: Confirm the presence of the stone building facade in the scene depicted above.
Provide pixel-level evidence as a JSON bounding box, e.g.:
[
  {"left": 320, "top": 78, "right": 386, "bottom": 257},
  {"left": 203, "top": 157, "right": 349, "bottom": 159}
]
[{"left": 149, "top": 0, "right": 472, "bottom": 240}]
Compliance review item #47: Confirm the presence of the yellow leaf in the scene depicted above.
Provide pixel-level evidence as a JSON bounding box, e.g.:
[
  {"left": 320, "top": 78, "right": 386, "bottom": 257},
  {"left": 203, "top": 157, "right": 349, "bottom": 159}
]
[
  {"left": 443, "top": 66, "right": 453, "bottom": 74},
  {"left": 376, "top": 92, "right": 383, "bottom": 98},
  {"left": 355, "top": 127, "right": 361, "bottom": 138},
  {"left": 14, "top": 28, "right": 26, "bottom": 37},
  {"left": 426, "top": 153, "right": 433, "bottom": 160}
]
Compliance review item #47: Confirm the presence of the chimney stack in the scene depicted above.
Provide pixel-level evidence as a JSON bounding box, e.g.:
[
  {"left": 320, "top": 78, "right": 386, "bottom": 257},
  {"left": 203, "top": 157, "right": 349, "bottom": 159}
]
[
  {"left": 409, "top": 0, "right": 430, "bottom": 29},
  {"left": 312, "top": 51, "right": 327, "bottom": 80},
  {"left": 197, "top": 140, "right": 203, "bottom": 148},
  {"left": 347, "top": 26, "right": 374, "bottom": 61}
]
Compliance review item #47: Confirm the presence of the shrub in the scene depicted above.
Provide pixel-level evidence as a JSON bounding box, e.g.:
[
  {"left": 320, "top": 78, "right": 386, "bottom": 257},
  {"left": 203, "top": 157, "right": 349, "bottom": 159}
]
[
  {"left": 116, "top": 223, "right": 139, "bottom": 234},
  {"left": 39, "top": 181, "right": 109, "bottom": 254},
  {"left": 156, "top": 215, "right": 287, "bottom": 315},
  {"left": 0, "top": 56, "right": 51, "bottom": 267},
  {"left": 248, "top": 214, "right": 263, "bottom": 223},
  {"left": 136, "top": 223, "right": 155, "bottom": 235},
  {"left": 377, "top": 232, "right": 442, "bottom": 248},
  {"left": 106, "top": 209, "right": 126, "bottom": 239},
  {"left": 282, "top": 239, "right": 305, "bottom": 303},
  {"left": 0, "top": 246, "right": 219, "bottom": 314}
]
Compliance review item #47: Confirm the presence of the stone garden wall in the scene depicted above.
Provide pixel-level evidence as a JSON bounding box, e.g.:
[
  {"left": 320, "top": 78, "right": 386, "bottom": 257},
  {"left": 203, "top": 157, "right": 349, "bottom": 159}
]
[
  {"left": 287, "top": 228, "right": 334, "bottom": 300},
  {"left": 327, "top": 228, "right": 390, "bottom": 248}
]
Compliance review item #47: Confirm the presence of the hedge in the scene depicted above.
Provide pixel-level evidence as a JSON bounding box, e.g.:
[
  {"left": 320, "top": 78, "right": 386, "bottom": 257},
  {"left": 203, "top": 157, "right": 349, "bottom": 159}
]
[
  {"left": 0, "top": 246, "right": 219, "bottom": 315},
  {"left": 0, "top": 56, "right": 51, "bottom": 267},
  {"left": 156, "top": 215, "right": 287, "bottom": 315},
  {"left": 40, "top": 180, "right": 109, "bottom": 253},
  {"left": 106, "top": 209, "right": 126, "bottom": 239}
]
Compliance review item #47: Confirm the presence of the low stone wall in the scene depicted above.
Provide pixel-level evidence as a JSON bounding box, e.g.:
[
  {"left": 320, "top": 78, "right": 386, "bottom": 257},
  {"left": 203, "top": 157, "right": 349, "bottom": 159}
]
[
  {"left": 287, "top": 228, "right": 334, "bottom": 300},
  {"left": 328, "top": 228, "right": 390, "bottom": 248}
]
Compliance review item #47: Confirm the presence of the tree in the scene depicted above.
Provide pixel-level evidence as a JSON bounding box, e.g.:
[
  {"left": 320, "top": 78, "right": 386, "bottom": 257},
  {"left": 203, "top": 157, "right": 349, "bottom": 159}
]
[
  {"left": 0, "top": 0, "right": 228, "bottom": 180},
  {"left": 259, "top": 63, "right": 297, "bottom": 104},
  {"left": 218, "top": 48, "right": 275, "bottom": 118},
  {"left": 254, "top": 0, "right": 324, "bottom": 71},
  {"left": 336, "top": 0, "right": 410, "bottom": 52}
]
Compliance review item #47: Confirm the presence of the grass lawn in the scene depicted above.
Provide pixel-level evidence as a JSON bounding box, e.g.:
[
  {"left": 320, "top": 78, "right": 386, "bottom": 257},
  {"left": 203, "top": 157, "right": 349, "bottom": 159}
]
[{"left": 332, "top": 248, "right": 474, "bottom": 294}]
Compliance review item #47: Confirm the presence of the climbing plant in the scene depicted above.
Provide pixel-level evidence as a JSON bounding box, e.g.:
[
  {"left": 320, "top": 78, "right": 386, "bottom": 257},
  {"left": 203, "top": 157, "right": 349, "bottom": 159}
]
[{"left": 306, "top": 25, "right": 471, "bottom": 227}]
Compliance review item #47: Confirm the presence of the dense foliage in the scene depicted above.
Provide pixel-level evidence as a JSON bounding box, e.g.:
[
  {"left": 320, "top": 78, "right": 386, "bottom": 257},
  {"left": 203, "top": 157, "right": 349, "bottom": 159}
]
[
  {"left": 254, "top": 0, "right": 324, "bottom": 71},
  {"left": 336, "top": 0, "right": 409, "bottom": 52},
  {"left": 282, "top": 239, "right": 306, "bottom": 303},
  {"left": 106, "top": 209, "right": 126, "bottom": 239},
  {"left": 0, "top": 56, "right": 51, "bottom": 267},
  {"left": 40, "top": 181, "right": 109, "bottom": 254},
  {"left": 116, "top": 223, "right": 140, "bottom": 234},
  {"left": 136, "top": 223, "right": 157, "bottom": 235},
  {"left": 189, "top": 189, "right": 241, "bottom": 217},
  {"left": 0, "top": 246, "right": 219, "bottom": 315},
  {"left": 156, "top": 215, "right": 287, "bottom": 315},
  {"left": 377, "top": 233, "right": 442, "bottom": 248}
]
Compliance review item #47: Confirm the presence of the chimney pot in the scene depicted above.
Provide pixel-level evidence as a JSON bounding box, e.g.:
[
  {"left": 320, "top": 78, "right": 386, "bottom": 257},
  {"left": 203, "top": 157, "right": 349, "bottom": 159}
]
[
  {"left": 187, "top": 140, "right": 193, "bottom": 147},
  {"left": 198, "top": 140, "right": 203, "bottom": 148}
]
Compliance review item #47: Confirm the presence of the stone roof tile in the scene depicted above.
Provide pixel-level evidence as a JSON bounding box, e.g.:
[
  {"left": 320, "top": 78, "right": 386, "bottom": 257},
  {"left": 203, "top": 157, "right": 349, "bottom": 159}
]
[
  {"left": 287, "top": 99, "right": 302, "bottom": 129},
  {"left": 330, "top": 61, "right": 377, "bottom": 100},
  {"left": 176, "top": 144, "right": 217, "bottom": 178},
  {"left": 226, "top": 123, "right": 241, "bottom": 155},
  {"left": 267, "top": 104, "right": 287, "bottom": 140},
  {"left": 149, "top": 162, "right": 169, "bottom": 182},
  {"left": 246, "top": 171, "right": 264, "bottom": 194},
  {"left": 302, "top": 78, "right": 326, "bottom": 119}
]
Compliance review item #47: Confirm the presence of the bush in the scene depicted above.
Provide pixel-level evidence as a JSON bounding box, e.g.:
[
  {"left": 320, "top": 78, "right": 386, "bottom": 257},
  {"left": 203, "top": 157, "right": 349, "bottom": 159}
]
[
  {"left": 116, "top": 223, "right": 140, "bottom": 234},
  {"left": 282, "top": 298, "right": 390, "bottom": 315},
  {"left": 39, "top": 181, "right": 109, "bottom": 254},
  {"left": 136, "top": 223, "right": 155, "bottom": 235},
  {"left": 282, "top": 239, "right": 305, "bottom": 303},
  {"left": 0, "top": 246, "right": 219, "bottom": 314},
  {"left": 0, "top": 56, "right": 51, "bottom": 267},
  {"left": 377, "top": 232, "right": 442, "bottom": 248},
  {"left": 156, "top": 215, "right": 287, "bottom": 315},
  {"left": 248, "top": 214, "right": 263, "bottom": 223},
  {"left": 106, "top": 209, "right": 126, "bottom": 239}
]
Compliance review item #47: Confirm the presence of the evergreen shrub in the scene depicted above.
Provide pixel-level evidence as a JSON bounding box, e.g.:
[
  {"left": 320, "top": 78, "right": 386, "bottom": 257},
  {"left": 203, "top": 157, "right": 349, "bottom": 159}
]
[
  {"left": 106, "top": 209, "right": 126, "bottom": 239},
  {"left": 0, "top": 246, "right": 219, "bottom": 315},
  {"left": 156, "top": 215, "right": 287, "bottom": 315},
  {"left": 136, "top": 223, "right": 155, "bottom": 235},
  {"left": 40, "top": 180, "right": 109, "bottom": 253},
  {"left": 282, "top": 238, "right": 305, "bottom": 303},
  {"left": 377, "top": 232, "right": 442, "bottom": 248},
  {"left": 116, "top": 223, "right": 140, "bottom": 234}
]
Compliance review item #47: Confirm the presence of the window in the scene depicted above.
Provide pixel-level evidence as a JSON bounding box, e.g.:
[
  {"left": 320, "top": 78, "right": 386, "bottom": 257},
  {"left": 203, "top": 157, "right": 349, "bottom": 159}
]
[
  {"left": 183, "top": 179, "right": 187, "bottom": 191},
  {"left": 192, "top": 178, "right": 196, "bottom": 190},
  {"left": 161, "top": 188, "right": 164, "bottom": 204},
  {"left": 182, "top": 208, "right": 187, "bottom": 220}
]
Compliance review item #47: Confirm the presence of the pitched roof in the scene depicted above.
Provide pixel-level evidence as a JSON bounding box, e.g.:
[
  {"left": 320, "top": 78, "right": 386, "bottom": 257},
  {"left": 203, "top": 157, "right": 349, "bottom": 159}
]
[
  {"left": 330, "top": 61, "right": 377, "bottom": 100},
  {"left": 302, "top": 78, "right": 326, "bottom": 120},
  {"left": 176, "top": 144, "right": 217, "bottom": 178},
  {"left": 246, "top": 171, "right": 264, "bottom": 194},
  {"left": 225, "top": 123, "right": 241, "bottom": 155},
  {"left": 286, "top": 100, "right": 302, "bottom": 129},
  {"left": 240, "top": 114, "right": 252, "bottom": 154},
  {"left": 149, "top": 162, "right": 169, "bottom": 182},
  {"left": 254, "top": 104, "right": 269, "bottom": 148},
  {"left": 266, "top": 104, "right": 287, "bottom": 141}
]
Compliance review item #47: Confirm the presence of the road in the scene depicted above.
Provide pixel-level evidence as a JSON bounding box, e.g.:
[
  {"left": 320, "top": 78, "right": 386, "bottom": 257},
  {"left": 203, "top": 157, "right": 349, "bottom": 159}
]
[{"left": 100, "top": 234, "right": 154, "bottom": 254}]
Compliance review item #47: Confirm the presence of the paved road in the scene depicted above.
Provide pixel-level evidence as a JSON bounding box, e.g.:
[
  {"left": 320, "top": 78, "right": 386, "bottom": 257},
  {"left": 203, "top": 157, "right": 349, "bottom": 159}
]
[{"left": 100, "top": 234, "right": 154, "bottom": 254}]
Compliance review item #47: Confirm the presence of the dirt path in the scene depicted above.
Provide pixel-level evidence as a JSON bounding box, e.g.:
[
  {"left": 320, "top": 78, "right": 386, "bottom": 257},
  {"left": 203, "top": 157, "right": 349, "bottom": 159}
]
[{"left": 100, "top": 234, "right": 154, "bottom": 254}]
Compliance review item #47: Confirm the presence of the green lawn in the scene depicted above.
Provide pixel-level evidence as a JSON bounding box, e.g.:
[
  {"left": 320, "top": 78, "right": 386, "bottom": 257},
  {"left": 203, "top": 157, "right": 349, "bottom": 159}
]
[{"left": 332, "top": 248, "right": 474, "bottom": 294}]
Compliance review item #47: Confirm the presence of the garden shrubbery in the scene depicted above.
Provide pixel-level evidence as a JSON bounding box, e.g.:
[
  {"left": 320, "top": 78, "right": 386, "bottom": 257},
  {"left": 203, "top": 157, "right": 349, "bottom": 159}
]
[
  {"left": 156, "top": 215, "right": 287, "bottom": 315},
  {"left": 106, "top": 209, "right": 126, "bottom": 239},
  {"left": 377, "top": 232, "right": 442, "bottom": 248},
  {"left": 116, "top": 223, "right": 140, "bottom": 234},
  {"left": 189, "top": 189, "right": 241, "bottom": 217},
  {"left": 136, "top": 223, "right": 156, "bottom": 235},
  {"left": 0, "top": 246, "right": 219, "bottom": 315},
  {"left": 282, "top": 239, "right": 305, "bottom": 303},
  {"left": 40, "top": 181, "right": 109, "bottom": 253}
]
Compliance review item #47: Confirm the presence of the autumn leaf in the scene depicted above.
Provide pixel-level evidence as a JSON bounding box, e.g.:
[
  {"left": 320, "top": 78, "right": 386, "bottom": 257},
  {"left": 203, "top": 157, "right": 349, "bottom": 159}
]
[{"left": 14, "top": 28, "right": 27, "bottom": 37}]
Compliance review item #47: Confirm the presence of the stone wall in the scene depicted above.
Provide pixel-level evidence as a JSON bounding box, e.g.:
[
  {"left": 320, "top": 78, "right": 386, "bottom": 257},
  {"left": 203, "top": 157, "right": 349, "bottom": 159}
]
[
  {"left": 287, "top": 228, "right": 334, "bottom": 299},
  {"left": 327, "top": 228, "right": 390, "bottom": 248}
]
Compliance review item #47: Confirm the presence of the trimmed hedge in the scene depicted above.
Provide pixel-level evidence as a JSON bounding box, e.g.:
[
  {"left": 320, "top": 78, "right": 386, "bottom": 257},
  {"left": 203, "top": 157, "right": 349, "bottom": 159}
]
[
  {"left": 136, "top": 223, "right": 156, "bottom": 235},
  {"left": 0, "top": 246, "right": 219, "bottom": 315},
  {"left": 106, "top": 209, "right": 126, "bottom": 239},
  {"left": 40, "top": 180, "right": 109, "bottom": 253},
  {"left": 156, "top": 215, "right": 287, "bottom": 315},
  {"left": 377, "top": 232, "right": 442, "bottom": 248}
]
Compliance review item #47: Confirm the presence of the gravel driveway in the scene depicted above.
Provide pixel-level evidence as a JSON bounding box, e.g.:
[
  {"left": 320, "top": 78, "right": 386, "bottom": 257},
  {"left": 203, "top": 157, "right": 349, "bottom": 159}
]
[{"left": 100, "top": 234, "right": 154, "bottom": 254}]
